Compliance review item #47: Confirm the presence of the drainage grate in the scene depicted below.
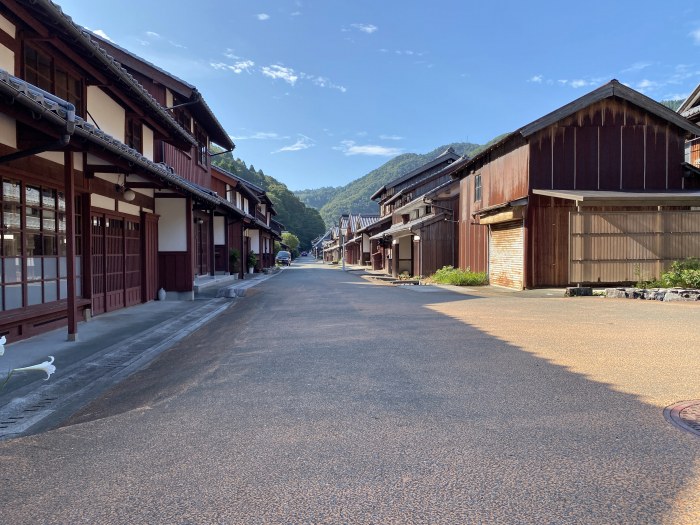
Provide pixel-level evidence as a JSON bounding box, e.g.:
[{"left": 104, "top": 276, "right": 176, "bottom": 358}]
[{"left": 665, "top": 400, "right": 700, "bottom": 437}]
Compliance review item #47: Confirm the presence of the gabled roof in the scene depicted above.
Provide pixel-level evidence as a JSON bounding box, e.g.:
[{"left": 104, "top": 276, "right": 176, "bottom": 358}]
[
  {"left": 92, "top": 34, "right": 235, "bottom": 150},
  {"left": 519, "top": 79, "right": 700, "bottom": 137},
  {"left": 16, "top": 0, "right": 196, "bottom": 147},
  {"left": 679, "top": 82, "right": 700, "bottom": 116},
  {"left": 357, "top": 214, "right": 391, "bottom": 234},
  {"left": 454, "top": 79, "right": 700, "bottom": 179},
  {"left": 370, "top": 147, "right": 461, "bottom": 201},
  {"left": 211, "top": 165, "right": 261, "bottom": 204}
]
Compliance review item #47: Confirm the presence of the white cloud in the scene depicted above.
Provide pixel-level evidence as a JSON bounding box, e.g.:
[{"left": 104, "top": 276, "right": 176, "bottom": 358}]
[
  {"left": 690, "top": 28, "right": 700, "bottom": 45},
  {"left": 224, "top": 49, "right": 240, "bottom": 60},
  {"left": 92, "top": 29, "right": 112, "bottom": 41},
  {"left": 231, "top": 60, "right": 255, "bottom": 74},
  {"left": 380, "top": 134, "right": 403, "bottom": 141},
  {"left": 146, "top": 31, "right": 160, "bottom": 38},
  {"left": 231, "top": 131, "right": 286, "bottom": 140},
  {"left": 528, "top": 75, "right": 543, "bottom": 83},
  {"left": 351, "top": 23, "right": 378, "bottom": 34},
  {"left": 257, "top": 13, "right": 270, "bottom": 21},
  {"left": 622, "top": 62, "right": 653, "bottom": 73},
  {"left": 300, "top": 73, "right": 347, "bottom": 92},
  {"left": 570, "top": 79, "right": 592, "bottom": 88},
  {"left": 334, "top": 140, "right": 402, "bottom": 157},
  {"left": 273, "top": 135, "right": 315, "bottom": 153},
  {"left": 261, "top": 65, "right": 298, "bottom": 85}
]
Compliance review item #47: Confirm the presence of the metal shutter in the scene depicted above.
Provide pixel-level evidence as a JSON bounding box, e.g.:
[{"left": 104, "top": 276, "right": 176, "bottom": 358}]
[{"left": 489, "top": 221, "right": 524, "bottom": 289}]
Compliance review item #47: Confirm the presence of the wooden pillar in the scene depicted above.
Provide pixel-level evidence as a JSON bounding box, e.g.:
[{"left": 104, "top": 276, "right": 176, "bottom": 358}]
[
  {"left": 64, "top": 151, "right": 77, "bottom": 341},
  {"left": 209, "top": 209, "right": 215, "bottom": 276},
  {"left": 392, "top": 241, "right": 399, "bottom": 278}
]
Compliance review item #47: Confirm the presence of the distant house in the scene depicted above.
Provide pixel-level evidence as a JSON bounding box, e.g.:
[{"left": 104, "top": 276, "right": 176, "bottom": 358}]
[
  {"left": 368, "top": 147, "right": 463, "bottom": 277},
  {"left": 453, "top": 80, "right": 700, "bottom": 289},
  {"left": 211, "top": 166, "right": 281, "bottom": 276},
  {"left": 343, "top": 214, "right": 380, "bottom": 265}
]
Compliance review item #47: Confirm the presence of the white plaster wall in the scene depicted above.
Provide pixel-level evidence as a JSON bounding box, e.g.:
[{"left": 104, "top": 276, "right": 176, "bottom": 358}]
[
  {"left": 91, "top": 194, "right": 115, "bottom": 211},
  {"left": 0, "top": 46, "right": 14, "bottom": 74},
  {"left": 117, "top": 201, "right": 140, "bottom": 216},
  {"left": 87, "top": 86, "right": 125, "bottom": 142},
  {"left": 248, "top": 229, "right": 260, "bottom": 251},
  {"left": 156, "top": 198, "right": 187, "bottom": 251},
  {"left": 73, "top": 151, "right": 83, "bottom": 171},
  {"left": 398, "top": 235, "right": 412, "bottom": 274},
  {"left": 0, "top": 113, "right": 16, "bottom": 148},
  {"left": 363, "top": 234, "right": 370, "bottom": 252},
  {"left": 134, "top": 187, "right": 154, "bottom": 198},
  {"left": 214, "top": 216, "right": 225, "bottom": 244},
  {"left": 166, "top": 89, "right": 174, "bottom": 110},
  {"left": 36, "top": 152, "right": 64, "bottom": 164},
  {"left": 0, "top": 14, "right": 15, "bottom": 38},
  {"left": 96, "top": 172, "right": 120, "bottom": 184},
  {"left": 142, "top": 125, "right": 154, "bottom": 160}
]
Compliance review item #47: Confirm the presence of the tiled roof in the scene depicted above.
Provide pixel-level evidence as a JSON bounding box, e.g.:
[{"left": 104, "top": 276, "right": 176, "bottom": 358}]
[
  {"left": 0, "top": 69, "right": 243, "bottom": 213},
  {"left": 18, "top": 0, "right": 195, "bottom": 146}
]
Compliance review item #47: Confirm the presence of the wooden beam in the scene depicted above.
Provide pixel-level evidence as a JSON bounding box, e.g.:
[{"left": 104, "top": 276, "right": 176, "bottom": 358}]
[{"left": 64, "top": 150, "right": 77, "bottom": 341}]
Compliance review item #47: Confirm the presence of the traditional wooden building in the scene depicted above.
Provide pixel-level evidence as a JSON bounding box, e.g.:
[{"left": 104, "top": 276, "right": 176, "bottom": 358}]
[
  {"left": 368, "top": 147, "right": 462, "bottom": 277},
  {"left": 90, "top": 34, "right": 246, "bottom": 292},
  {"left": 454, "top": 80, "right": 700, "bottom": 289},
  {"left": 0, "top": 1, "right": 263, "bottom": 340},
  {"left": 342, "top": 213, "right": 380, "bottom": 266}
]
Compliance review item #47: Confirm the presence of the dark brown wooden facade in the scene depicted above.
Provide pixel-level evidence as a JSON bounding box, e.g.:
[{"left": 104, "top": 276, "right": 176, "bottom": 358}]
[
  {"left": 368, "top": 148, "right": 464, "bottom": 278},
  {"left": 456, "top": 80, "right": 700, "bottom": 289}
]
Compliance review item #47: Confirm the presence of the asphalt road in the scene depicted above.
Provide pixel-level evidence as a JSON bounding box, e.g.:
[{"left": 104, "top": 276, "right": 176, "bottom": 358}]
[{"left": 0, "top": 258, "right": 699, "bottom": 524}]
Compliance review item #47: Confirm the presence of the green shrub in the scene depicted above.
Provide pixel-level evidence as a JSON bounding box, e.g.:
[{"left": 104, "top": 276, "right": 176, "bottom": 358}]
[
  {"left": 660, "top": 258, "right": 700, "bottom": 288},
  {"left": 429, "top": 265, "right": 488, "bottom": 286}
]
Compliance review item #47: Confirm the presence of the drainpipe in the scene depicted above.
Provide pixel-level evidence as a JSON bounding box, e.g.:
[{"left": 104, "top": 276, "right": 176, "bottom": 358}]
[{"left": 0, "top": 85, "right": 76, "bottom": 164}]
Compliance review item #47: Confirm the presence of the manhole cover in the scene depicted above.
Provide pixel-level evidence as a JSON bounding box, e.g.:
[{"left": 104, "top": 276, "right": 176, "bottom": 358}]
[{"left": 665, "top": 400, "right": 700, "bottom": 437}]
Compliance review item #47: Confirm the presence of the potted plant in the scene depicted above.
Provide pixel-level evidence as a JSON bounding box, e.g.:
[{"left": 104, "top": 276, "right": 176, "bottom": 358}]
[
  {"left": 229, "top": 248, "right": 240, "bottom": 278},
  {"left": 247, "top": 250, "right": 257, "bottom": 274}
]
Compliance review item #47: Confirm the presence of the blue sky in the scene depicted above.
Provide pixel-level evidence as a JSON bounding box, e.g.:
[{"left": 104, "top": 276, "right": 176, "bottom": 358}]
[{"left": 57, "top": 0, "right": 700, "bottom": 191}]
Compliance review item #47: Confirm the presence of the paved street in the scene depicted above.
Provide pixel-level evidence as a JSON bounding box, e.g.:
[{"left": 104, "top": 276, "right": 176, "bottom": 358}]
[{"left": 0, "top": 258, "right": 699, "bottom": 524}]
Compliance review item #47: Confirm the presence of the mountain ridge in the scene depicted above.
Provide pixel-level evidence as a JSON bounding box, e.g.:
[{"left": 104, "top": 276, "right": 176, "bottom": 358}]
[{"left": 295, "top": 141, "right": 498, "bottom": 227}]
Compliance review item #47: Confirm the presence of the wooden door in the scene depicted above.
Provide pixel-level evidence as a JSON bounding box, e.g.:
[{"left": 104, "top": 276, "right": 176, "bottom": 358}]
[
  {"left": 90, "top": 214, "right": 105, "bottom": 315},
  {"left": 124, "top": 218, "right": 141, "bottom": 307},
  {"left": 105, "top": 216, "right": 125, "bottom": 311}
]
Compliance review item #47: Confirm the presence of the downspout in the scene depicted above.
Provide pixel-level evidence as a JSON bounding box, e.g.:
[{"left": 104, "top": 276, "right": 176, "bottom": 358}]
[{"left": 0, "top": 86, "right": 76, "bottom": 164}]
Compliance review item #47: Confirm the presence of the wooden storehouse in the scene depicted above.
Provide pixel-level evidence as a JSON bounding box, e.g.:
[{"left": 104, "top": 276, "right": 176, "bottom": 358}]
[{"left": 454, "top": 80, "right": 700, "bottom": 289}]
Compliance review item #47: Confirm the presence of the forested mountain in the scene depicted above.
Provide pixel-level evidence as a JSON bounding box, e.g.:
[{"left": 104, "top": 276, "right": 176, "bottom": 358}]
[
  {"left": 212, "top": 152, "right": 325, "bottom": 249},
  {"left": 296, "top": 141, "right": 499, "bottom": 227},
  {"left": 661, "top": 99, "right": 684, "bottom": 111}
]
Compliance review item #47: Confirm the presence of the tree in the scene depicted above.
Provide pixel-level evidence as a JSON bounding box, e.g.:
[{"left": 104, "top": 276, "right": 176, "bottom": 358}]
[{"left": 281, "top": 232, "right": 300, "bottom": 256}]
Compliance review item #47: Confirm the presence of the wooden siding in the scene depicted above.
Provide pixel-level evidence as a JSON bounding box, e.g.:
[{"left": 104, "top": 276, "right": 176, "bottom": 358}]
[
  {"left": 478, "top": 144, "right": 530, "bottom": 209},
  {"left": 162, "top": 143, "right": 210, "bottom": 187},
  {"left": 158, "top": 252, "right": 192, "bottom": 291},
  {"left": 458, "top": 176, "right": 490, "bottom": 274},
  {"left": 570, "top": 210, "right": 700, "bottom": 284},
  {"left": 528, "top": 195, "right": 571, "bottom": 287},
  {"left": 529, "top": 99, "right": 688, "bottom": 193},
  {"left": 417, "top": 219, "right": 456, "bottom": 276},
  {"left": 489, "top": 221, "right": 524, "bottom": 290}
]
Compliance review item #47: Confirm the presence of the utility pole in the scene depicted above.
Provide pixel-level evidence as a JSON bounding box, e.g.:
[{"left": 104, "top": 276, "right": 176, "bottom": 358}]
[{"left": 339, "top": 217, "right": 346, "bottom": 271}]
